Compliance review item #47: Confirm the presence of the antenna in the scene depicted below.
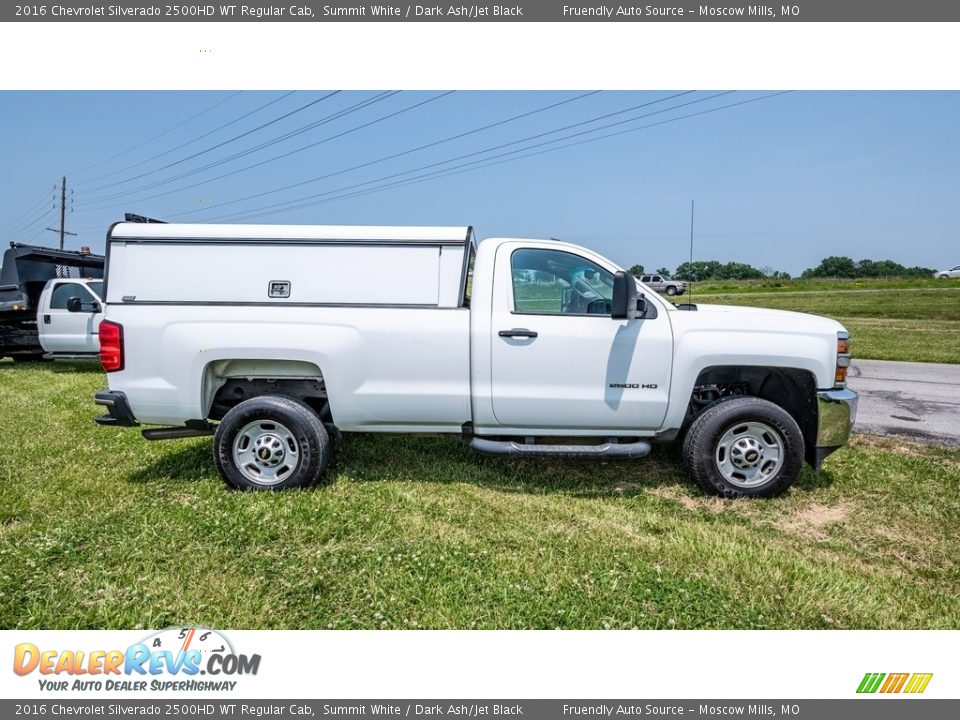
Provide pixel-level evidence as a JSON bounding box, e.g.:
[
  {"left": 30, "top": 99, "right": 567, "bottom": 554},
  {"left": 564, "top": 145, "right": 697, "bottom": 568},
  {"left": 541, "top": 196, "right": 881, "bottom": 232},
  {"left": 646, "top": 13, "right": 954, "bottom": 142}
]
[{"left": 688, "top": 199, "right": 695, "bottom": 304}]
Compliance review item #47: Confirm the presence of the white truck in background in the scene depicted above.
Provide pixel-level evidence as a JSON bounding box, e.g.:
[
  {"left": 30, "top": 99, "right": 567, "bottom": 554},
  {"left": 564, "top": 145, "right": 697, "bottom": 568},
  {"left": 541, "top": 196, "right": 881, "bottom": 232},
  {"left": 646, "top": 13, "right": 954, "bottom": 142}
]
[
  {"left": 93, "top": 222, "right": 857, "bottom": 498},
  {"left": 0, "top": 242, "right": 104, "bottom": 361},
  {"left": 37, "top": 278, "right": 104, "bottom": 358}
]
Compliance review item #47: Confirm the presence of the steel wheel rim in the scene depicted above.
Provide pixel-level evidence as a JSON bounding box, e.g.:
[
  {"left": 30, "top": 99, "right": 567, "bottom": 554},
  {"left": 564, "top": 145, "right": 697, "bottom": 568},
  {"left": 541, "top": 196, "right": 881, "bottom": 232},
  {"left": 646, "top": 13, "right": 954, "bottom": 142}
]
[
  {"left": 714, "top": 421, "right": 784, "bottom": 488},
  {"left": 232, "top": 419, "right": 300, "bottom": 486}
]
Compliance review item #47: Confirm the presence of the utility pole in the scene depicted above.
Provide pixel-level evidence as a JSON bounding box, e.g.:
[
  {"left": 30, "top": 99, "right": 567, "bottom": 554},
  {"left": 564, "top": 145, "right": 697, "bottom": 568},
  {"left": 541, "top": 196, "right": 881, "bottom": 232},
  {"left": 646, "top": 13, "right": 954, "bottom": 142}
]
[
  {"left": 688, "top": 199, "right": 695, "bottom": 303},
  {"left": 59, "top": 176, "right": 66, "bottom": 250},
  {"left": 46, "top": 176, "right": 76, "bottom": 250}
]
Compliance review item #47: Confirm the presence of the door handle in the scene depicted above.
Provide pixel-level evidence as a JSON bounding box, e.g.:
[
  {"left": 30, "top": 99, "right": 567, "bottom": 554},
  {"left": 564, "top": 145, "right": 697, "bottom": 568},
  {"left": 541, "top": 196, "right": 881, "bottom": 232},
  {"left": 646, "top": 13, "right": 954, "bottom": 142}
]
[
  {"left": 43, "top": 314, "right": 51, "bottom": 324},
  {"left": 498, "top": 328, "right": 538, "bottom": 338}
]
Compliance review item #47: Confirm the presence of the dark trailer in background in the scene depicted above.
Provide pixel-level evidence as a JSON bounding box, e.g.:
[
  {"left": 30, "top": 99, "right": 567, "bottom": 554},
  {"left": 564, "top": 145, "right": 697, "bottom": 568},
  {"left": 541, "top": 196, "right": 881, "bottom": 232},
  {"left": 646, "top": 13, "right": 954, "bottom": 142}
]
[{"left": 0, "top": 242, "right": 104, "bottom": 361}]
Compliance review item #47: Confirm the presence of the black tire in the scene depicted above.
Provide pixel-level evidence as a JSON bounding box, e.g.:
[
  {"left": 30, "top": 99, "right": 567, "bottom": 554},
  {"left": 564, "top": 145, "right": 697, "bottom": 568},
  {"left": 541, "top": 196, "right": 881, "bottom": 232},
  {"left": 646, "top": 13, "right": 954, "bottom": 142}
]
[
  {"left": 682, "top": 396, "right": 804, "bottom": 498},
  {"left": 214, "top": 395, "right": 330, "bottom": 491},
  {"left": 665, "top": 285, "right": 677, "bottom": 296}
]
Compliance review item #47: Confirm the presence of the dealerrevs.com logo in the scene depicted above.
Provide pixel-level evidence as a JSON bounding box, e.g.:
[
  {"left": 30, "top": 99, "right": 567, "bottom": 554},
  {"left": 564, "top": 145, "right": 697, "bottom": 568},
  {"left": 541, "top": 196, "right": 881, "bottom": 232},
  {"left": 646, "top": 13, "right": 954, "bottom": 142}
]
[
  {"left": 857, "top": 672, "right": 933, "bottom": 694},
  {"left": 13, "top": 627, "right": 260, "bottom": 692}
]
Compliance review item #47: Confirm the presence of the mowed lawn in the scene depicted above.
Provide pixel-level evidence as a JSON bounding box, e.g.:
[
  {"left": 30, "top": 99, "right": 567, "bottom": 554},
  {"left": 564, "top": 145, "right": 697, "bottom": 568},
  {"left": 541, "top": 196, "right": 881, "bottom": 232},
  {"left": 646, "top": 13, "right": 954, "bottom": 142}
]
[
  {"left": 688, "top": 280, "right": 960, "bottom": 364},
  {"left": 1, "top": 362, "right": 958, "bottom": 630}
]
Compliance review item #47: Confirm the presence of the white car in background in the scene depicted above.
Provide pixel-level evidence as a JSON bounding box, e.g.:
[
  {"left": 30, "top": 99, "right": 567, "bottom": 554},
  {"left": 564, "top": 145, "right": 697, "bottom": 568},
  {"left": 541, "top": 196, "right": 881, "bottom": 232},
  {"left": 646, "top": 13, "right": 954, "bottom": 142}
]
[{"left": 934, "top": 265, "right": 960, "bottom": 279}]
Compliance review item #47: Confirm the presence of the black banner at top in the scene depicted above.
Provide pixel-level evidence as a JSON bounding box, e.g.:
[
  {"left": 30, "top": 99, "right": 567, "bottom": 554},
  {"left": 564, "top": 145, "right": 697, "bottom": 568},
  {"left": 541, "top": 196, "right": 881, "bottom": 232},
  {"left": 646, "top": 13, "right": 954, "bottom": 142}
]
[{"left": 5, "top": 0, "right": 960, "bottom": 22}]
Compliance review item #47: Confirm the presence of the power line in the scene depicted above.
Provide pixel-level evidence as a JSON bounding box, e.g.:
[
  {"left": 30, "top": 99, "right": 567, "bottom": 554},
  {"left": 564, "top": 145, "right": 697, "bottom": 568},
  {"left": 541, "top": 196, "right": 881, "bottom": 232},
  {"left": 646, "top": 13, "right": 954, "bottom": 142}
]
[
  {"left": 0, "top": 190, "right": 58, "bottom": 241},
  {"left": 0, "top": 185, "right": 55, "bottom": 236},
  {"left": 320, "top": 92, "right": 788, "bottom": 212},
  {"left": 69, "top": 91, "right": 243, "bottom": 178},
  {"left": 168, "top": 90, "right": 605, "bottom": 220},
  {"left": 81, "top": 91, "right": 342, "bottom": 195},
  {"left": 217, "top": 91, "right": 790, "bottom": 222},
  {"left": 401, "top": 91, "right": 791, "bottom": 190},
  {"left": 0, "top": 204, "right": 57, "bottom": 244},
  {"left": 79, "top": 91, "right": 403, "bottom": 209},
  {"left": 79, "top": 92, "right": 455, "bottom": 212},
  {"left": 207, "top": 90, "right": 708, "bottom": 222},
  {"left": 76, "top": 91, "right": 297, "bottom": 187}
]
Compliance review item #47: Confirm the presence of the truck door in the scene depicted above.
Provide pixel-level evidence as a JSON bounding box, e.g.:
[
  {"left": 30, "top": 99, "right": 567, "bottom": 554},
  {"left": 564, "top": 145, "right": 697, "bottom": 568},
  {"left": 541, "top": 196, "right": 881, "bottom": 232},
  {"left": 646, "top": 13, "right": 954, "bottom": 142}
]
[
  {"left": 489, "top": 243, "right": 673, "bottom": 432},
  {"left": 38, "top": 281, "right": 102, "bottom": 355}
]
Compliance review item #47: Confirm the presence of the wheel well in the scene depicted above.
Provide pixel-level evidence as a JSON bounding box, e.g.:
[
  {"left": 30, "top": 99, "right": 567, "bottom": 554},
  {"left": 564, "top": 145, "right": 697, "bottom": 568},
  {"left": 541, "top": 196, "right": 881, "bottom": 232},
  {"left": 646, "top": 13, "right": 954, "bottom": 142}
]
[
  {"left": 689, "top": 366, "right": 818, "bottom": 467},
  {"left": 203, "top": 359, "right": 332, "bottom": 424}
]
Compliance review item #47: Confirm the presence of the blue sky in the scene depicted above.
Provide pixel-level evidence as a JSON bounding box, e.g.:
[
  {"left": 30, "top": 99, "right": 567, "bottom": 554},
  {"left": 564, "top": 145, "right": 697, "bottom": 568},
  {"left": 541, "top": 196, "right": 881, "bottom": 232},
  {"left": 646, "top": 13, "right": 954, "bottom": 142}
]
[{"left": 0, "top": 90, "right": 957, "bottom": 274}]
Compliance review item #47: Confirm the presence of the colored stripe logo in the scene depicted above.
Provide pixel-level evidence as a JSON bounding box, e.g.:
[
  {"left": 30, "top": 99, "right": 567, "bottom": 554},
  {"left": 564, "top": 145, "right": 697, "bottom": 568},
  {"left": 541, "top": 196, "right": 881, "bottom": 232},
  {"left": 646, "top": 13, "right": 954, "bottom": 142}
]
[{"left": 857, "top": 672, "right": 933, "bottom": 694}]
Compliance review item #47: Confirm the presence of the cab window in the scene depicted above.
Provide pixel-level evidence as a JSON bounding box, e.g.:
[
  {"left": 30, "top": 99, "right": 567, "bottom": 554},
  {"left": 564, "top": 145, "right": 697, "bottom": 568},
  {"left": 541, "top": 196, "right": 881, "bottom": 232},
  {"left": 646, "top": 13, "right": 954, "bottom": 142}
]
[
  {"left": 462, "top": 243, "right": 476, "bottom": 307},
  {"left": 50, "top": 282, "right": 98, "bottom": 311},
  {"left": 511, "top": 248, "right": 614, "bottom": 315}
]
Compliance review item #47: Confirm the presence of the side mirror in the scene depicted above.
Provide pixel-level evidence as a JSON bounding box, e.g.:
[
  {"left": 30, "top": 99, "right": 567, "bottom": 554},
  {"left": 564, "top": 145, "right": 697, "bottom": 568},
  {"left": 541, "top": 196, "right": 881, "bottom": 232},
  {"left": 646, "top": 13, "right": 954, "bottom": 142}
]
[
  {"left": 612, "top": 271, "right": 643, "bottom": 320},
  {"left": 66, "top": 297, "right": 82, "bottom": 313}
]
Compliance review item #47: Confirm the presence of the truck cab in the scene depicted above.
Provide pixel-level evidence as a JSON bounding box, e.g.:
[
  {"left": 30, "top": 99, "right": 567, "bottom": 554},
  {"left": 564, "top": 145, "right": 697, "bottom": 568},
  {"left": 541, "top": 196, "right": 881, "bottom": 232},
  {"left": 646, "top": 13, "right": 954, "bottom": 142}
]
[{"left": 37, "top": 278, "right": 104, "bottom": 358}]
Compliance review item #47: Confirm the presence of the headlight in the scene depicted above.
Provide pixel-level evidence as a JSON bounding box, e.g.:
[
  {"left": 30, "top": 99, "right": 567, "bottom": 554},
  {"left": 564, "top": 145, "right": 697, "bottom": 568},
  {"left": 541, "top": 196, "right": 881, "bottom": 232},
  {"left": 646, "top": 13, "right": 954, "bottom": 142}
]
[{"left": 835, "top": 332, "right": 851, "bottom": 386}]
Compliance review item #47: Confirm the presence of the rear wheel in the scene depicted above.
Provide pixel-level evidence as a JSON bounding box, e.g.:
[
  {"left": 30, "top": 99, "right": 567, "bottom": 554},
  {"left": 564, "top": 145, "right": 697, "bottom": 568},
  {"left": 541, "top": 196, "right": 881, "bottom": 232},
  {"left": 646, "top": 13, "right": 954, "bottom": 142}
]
[
  {"left": 682, "top": 396, "right": 804, "bottom": 498},
  {"left": 214, "top": 395, "right": 330, "bottom": 490}
]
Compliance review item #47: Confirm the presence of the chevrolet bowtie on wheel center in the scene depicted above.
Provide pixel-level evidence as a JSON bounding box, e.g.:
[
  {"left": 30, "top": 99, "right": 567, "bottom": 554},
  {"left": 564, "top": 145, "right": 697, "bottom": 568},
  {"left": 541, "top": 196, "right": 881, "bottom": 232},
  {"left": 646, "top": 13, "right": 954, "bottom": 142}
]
[{"left": 93, "top": 221, "right": 856, "bottom": 498}]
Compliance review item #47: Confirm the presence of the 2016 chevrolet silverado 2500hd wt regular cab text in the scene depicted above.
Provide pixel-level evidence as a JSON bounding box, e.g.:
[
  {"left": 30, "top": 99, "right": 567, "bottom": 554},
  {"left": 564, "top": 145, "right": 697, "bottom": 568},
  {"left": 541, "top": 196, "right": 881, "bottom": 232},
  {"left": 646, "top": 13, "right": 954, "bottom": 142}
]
[{"left": 93, "top": 222, "right": 857, "bottom": 498}]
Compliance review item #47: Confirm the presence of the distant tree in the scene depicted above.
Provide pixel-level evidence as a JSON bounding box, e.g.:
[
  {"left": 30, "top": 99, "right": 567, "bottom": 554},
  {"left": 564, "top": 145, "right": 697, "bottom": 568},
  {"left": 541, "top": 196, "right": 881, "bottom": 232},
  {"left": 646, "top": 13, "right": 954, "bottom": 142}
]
[
  {"left": 804, "top": 256, "right": 935, "bottom": 279},
  {"left": 674, "top": 260, "right": 723, "bottom": 282},
  {"left": 628, "top": 264, "right": 645, "bottom": 276},
  {"left": 656, "top": 267, "right": 672, "bottom": 277},
  {"left": 718, "top": 261, "right": 764, "bottom": 280},
  {"left": 802, "top": 256, "right": 858, "bottom": 278},
  {"left": 674, "top": 260, "right": 765, "bottom": 281}
]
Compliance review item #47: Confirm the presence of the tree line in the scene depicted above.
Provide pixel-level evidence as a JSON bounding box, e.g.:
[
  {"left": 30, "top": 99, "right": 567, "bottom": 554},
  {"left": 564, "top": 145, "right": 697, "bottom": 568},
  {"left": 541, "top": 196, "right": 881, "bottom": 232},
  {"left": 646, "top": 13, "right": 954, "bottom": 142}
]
[{"left": 628, "top": 256, "right": 935, "bottom": 282}]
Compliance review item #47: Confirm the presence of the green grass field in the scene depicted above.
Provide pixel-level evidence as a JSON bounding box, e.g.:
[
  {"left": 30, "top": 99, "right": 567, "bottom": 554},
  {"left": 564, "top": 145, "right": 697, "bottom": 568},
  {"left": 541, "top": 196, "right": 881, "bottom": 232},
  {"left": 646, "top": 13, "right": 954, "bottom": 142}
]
[
  {"left": 685, "top": 279, "right": 960, "bottom": 364},
  {"left": 2, "top": 362, "right": 958, "bottom": 630}
]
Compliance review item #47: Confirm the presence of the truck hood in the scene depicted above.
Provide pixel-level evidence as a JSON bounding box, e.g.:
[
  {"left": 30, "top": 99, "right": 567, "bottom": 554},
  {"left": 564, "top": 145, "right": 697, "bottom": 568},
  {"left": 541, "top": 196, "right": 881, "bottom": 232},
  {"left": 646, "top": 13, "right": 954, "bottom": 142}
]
[
  {"left": 681, "top": 303, "right": 846, "bottom": 334},
  {"left": 667, "top": 303, "right": 847, "bottom": 391}
]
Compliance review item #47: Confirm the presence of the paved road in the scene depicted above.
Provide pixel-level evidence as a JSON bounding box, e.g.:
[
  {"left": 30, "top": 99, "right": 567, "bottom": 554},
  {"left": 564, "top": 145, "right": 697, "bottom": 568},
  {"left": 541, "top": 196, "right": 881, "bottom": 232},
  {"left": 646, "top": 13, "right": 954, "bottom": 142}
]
[{"left": 847, "top": 359, "right": 960, "bottom": 447}]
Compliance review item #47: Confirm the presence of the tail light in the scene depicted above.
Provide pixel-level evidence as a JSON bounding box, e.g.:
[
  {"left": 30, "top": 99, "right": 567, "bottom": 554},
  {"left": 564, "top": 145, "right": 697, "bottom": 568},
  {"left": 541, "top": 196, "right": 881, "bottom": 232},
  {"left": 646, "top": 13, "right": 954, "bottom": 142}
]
[
  {"left": 835, "top": 332, "right": 850, "bottom": 386},
  {"left": 99, "top": 321, "right": 124, "bottom": 372}
]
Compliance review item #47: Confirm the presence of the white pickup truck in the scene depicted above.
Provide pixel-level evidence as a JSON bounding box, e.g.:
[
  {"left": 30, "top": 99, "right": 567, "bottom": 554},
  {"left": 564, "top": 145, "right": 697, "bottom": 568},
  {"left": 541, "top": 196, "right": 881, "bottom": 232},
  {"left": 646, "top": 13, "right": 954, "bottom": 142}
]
[
  {"left": 37, "top": 278, "right": 105, "bottom": 358},
  {"left": 94, "top": 222, "right": 856, "bottom": 498}
]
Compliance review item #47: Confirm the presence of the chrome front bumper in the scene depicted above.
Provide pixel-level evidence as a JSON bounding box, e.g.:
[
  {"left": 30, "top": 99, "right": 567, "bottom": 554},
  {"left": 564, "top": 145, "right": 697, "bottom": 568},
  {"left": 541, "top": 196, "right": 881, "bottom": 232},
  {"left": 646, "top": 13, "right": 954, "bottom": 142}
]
[{"left": 816, "top": 388, "right": 858, "bottom": 448}]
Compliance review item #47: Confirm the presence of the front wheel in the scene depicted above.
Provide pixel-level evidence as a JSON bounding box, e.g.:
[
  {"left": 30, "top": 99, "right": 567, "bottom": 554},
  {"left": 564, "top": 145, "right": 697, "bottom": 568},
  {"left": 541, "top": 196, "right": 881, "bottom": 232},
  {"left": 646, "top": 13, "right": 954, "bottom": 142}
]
[
  {"left": 665, "top": 286, "right": 678, "bottom": 296},
  {"left": 214, "top": 395, "right": 330, "bottom": 490},
  {"left": 682, "top": 396, "right": 804, "bottom": 498},
  {"left": 938, "top": 274, "right": 950, "bottom": 279}
]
